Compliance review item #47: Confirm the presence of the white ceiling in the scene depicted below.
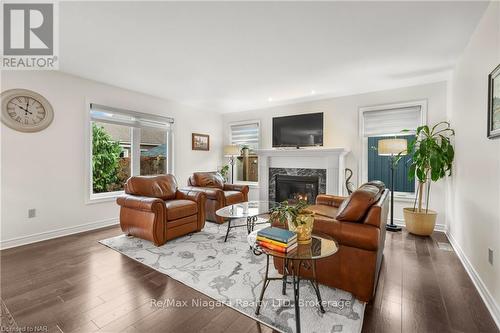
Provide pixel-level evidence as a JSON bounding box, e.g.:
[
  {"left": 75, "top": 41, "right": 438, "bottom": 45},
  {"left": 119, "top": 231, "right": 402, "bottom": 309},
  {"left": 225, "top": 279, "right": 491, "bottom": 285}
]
[{"left": 60, "top": 1, "right": 489, "bottom": 113}]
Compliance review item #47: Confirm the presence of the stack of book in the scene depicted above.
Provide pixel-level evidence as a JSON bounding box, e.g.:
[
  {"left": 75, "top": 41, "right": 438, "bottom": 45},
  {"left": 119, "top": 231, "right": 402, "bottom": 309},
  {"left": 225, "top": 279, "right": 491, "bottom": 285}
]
[{"left": 256, "top": 227, "right": 297, "bottom": 253}]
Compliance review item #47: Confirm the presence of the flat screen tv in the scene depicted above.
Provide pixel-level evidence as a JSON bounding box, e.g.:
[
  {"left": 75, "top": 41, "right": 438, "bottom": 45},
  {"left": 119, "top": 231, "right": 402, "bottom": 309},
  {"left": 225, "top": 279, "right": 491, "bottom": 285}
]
[{"left": 272, "top": 112, "right": 324, "bottom": 148}]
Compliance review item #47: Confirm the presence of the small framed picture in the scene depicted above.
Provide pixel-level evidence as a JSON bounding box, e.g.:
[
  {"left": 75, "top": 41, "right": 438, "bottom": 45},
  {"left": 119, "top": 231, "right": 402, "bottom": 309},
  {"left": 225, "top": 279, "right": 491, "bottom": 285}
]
[
  {"left": 192, "top": 133, "right": 210, "bottom": 151},
  {"left": 488, "top": 64, "right": 500, "bottom": 139}
]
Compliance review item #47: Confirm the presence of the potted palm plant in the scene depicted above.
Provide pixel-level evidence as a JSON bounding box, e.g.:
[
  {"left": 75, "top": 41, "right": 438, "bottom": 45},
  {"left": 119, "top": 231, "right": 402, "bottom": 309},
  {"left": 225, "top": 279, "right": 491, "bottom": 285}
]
[
  {"left": 403, "top": 121, "right": 455, "bottom": 236},
  {"left": 269, "top": 200, "right": 315, "bottom": 244}
]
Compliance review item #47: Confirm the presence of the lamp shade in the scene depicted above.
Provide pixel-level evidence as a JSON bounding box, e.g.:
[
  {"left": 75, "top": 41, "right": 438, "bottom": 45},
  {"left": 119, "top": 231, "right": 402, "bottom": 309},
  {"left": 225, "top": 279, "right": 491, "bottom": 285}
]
[
  {"left": 224, "top": 144, "right": 240, "bottom": 156},
  {"left": 378, "top": 138, "right": 407, "bottom": 156}
]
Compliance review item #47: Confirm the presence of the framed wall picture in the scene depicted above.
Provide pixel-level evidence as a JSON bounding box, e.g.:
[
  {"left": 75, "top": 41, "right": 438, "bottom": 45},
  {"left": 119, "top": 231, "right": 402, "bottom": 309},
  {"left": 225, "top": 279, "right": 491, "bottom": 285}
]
[
  {"left": 192, "top": 133, "right": 210, "bottom": 151},
  {"left": 488, "top": 64, "right": 500, "bottom": 139}
]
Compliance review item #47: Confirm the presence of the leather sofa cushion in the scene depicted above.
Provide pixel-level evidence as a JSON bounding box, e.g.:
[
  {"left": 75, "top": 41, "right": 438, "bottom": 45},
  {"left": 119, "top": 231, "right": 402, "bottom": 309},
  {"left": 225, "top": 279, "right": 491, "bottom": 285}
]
[
  {"left": 193, "top": 172, "right": 224, "bottom": 189},
  {"left": 224, "top": 191, "right": 244, "bottom": 205},
  {"left": 336, "top": 184, "right": 382, "bottom": 222},
  {"left": 165, "top": 200, "right": 198, "bottom": 220},
  {"left": 125, "top": 175, "right": 177, "bottom": 200},
  {"left": 308, "top": 204, "right": 338, "bottom": 219},
  {"left": 314, "top": 216, "right": 379, "bottom": 251}
]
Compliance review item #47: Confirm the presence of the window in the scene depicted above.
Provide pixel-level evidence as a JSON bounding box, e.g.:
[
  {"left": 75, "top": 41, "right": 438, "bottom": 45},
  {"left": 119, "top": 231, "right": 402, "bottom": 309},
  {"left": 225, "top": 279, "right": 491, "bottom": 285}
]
[
  {"left": 91, "top": 122, "right": 132, "bottom": 193},
  {"left": 368, "top": 135, "right": 416, "bottom": 193},
  {"left": 89, "top": 104, "right": 173, "bottom": 200},
  {"left": 230, "top": 122, "right": 259, "bottom": 183},
  {"left": 140, "top": 127, "right": 168, "bottom": 176},
  {"left": 361, "top": 101, "right": 426, "bottom": 196}
]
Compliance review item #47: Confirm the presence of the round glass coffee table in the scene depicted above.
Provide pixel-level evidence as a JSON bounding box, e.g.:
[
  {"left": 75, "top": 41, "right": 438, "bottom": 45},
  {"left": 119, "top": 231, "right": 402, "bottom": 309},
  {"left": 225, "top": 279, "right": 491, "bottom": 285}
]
[
  {"left": 248, "top": 230, "right": 339, "bottom": 333},
  {"left": 215, "top": 201, "right": 278, "bottom": 242}
]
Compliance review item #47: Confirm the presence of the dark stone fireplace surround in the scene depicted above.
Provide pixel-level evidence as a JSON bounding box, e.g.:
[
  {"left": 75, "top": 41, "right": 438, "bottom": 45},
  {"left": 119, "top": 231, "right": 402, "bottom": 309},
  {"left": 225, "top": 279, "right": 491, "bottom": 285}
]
[{"left": 269, "top": 168, "right": 327, "bottom": 203}]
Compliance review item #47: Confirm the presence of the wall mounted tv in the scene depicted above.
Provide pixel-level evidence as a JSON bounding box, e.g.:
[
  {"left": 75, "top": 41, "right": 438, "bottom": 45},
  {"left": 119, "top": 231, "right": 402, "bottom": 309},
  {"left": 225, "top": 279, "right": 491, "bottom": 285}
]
[{"left": 272, "top": 112, "right": 324, "bottom": 148}]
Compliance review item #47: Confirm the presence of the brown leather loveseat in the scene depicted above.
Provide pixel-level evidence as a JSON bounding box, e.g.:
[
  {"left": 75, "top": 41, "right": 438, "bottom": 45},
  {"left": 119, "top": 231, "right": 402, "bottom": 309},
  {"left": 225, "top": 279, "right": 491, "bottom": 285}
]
[
  {"left": 183, "top": 172, "right": 249, "bottom": 223},
  {"left": 117, "top": 175, "right": 207, "bottom": 246},
  {"left": 274, "top": 181, "right": 389, "bottom": 302}
]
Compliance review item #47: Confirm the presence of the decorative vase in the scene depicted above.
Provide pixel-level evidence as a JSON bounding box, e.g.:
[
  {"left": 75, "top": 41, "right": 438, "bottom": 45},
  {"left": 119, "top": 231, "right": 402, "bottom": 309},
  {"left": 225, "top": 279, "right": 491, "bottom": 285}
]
[
  {"left": 287, "top": 209, "right": 315, "bottom": 244},
  {"left": 403, "top": 207, "right": 437, "bottom": 236}
]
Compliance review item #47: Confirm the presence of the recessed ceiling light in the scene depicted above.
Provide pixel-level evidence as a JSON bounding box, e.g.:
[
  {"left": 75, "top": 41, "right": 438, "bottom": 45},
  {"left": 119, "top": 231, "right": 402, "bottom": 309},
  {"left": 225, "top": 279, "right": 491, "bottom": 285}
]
[
  {"left": 268, "top": 97, "right": 273, "bottom": 102},
  {"left": 311, "top": 90, "right": 316, "bottom": 95}
]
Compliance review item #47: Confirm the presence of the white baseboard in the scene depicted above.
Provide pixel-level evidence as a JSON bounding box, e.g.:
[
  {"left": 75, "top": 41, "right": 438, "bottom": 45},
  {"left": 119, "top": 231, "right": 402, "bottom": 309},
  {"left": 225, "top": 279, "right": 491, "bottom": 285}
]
[
  {"left": 446, "top": 231, "right": 500, "bottom": 330},
  {"left": 0, "top": 218, "right": 119, "bottom": 250},
  {"left": 392, "top": 218, "right": 447, "bottom": 232}
]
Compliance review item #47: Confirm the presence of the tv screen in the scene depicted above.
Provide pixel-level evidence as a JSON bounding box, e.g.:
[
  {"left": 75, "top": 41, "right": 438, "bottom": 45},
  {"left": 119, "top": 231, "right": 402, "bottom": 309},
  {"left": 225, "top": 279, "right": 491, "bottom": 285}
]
[{"left": 272, "top": 113, "right": 324, "bottom": 147}]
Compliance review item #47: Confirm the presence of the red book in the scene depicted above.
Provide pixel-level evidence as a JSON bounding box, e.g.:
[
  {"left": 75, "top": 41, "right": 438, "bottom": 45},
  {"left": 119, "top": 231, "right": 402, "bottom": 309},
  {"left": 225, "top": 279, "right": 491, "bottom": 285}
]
[{"left": 257, "top": 240, "right": 297, "bottom": 253}]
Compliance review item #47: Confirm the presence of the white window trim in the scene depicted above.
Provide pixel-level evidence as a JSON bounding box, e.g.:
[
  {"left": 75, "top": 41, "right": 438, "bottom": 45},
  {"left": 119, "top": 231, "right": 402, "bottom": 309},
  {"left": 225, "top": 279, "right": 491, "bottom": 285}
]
[
  {"left": 227, "top": 119, "right": 261, "bottom": 186},
  {"left": 85, "top": 102, "right": 174, "bottom": 204},
  {"left": 359, "top": 100, "right": 427, "bottom": 200}
]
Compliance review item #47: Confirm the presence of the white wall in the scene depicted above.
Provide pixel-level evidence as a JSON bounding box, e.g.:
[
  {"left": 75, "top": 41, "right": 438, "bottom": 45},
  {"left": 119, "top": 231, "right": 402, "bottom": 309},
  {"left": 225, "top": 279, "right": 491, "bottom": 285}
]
[
  {"left": 222, "top": 81, "right": 448, "bottom": 227},
  {"left": 0, "top": 70, "right": 223, "bottom": 248},
  {"left": 448, "top": 1, "right": 500, "bottom": 324}
]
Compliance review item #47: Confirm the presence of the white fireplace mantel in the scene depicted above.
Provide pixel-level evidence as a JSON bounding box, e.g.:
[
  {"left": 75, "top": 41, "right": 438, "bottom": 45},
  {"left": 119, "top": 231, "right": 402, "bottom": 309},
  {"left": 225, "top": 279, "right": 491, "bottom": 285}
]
[{"left": 255, "top": 147, "right": 350, "bottom": 201}]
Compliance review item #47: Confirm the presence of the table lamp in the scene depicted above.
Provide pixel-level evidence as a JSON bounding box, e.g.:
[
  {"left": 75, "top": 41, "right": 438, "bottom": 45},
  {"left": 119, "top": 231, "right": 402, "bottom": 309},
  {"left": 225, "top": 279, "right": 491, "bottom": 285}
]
[
  {"left": 378, "top": 138, "right": 407, "bottom": 232},
  {"left": 224, "top": 144, "right": 240, "bottom": 184}
]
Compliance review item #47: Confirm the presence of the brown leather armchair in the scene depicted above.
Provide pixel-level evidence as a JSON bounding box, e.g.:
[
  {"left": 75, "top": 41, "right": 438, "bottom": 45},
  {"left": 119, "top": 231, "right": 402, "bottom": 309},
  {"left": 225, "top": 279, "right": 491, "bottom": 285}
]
[
  {"left": 117, "top": 175, "right": 207, "bottom": 246},
  {"left": 273, "top": 181, "right": 389, "bottom": 302},
  {"left": 182, "top": 172, "right": 249, "bottom": 224}
]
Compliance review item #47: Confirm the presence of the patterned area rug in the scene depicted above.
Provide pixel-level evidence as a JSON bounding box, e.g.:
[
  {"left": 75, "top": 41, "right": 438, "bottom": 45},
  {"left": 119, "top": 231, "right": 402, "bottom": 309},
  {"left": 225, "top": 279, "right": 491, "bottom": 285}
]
[
  {"left": 100, "top": 223, "right": 365, "bottom": 333},
  {"left": 0, "top": 299, "right": 18, "bottom": 332}
]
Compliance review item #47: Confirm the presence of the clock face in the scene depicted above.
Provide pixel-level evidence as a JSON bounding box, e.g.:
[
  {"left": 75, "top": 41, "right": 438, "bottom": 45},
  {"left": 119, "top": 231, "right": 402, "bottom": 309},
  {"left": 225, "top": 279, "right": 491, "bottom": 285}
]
[
  {"left": 1, "top": 89, "right": 54, "bottom": 132},
  {"left": 6, "top": 96, "right": 46, "bottom": 126}
]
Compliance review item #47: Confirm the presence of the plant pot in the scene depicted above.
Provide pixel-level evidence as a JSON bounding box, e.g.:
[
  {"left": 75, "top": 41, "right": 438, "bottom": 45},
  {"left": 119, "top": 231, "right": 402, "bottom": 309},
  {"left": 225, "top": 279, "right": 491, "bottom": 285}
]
[
  {"left": 403, "top": 207, "right": 437, "bottom": 236},
  {"left": 287, "top": 210, "right": 315, "bottom": 244},
  {"left": 241, "top": 148, "right": 249, "bottom": 157}
]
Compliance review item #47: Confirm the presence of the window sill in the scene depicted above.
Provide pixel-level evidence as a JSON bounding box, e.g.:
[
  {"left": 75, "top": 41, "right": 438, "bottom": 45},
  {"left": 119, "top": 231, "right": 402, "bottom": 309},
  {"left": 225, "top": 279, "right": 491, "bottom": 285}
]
[
  {"left": 87, "top": 191, "right": 124, "bottom": 205},
  {"left": 393, "top": 193, "right": 416, "bottom": 203},
  {"left": 233, "top": 181, "right": 260, "bottom": 188}
]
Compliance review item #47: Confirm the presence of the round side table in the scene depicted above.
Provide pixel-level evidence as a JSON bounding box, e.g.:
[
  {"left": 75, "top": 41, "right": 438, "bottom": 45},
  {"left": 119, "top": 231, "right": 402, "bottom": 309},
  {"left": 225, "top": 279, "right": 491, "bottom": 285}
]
[{"left": 248, "top": 230, "right": 339, "bottom": 333}]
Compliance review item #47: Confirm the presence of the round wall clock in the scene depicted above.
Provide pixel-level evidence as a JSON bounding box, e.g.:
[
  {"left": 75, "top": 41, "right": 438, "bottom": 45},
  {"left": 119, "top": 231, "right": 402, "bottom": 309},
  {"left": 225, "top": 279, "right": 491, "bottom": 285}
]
[{"left": 1, "top": 89, "right": 54, "bottom": 133}]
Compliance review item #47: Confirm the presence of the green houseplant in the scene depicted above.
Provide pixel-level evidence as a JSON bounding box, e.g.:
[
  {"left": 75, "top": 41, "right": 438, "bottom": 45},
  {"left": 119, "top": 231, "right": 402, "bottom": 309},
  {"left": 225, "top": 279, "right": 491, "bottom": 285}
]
[
  {"left": 403, "top": 121, "right": 455, "bottom": 236},
  {"left": 218, "top": 165, "right": 230, "bottom": 182},
  {"left": 92, "top": 123, "right": 123, "bottom": 193},
  {"left": 269, "top": 200, "right": 315, "bottom": 244}
]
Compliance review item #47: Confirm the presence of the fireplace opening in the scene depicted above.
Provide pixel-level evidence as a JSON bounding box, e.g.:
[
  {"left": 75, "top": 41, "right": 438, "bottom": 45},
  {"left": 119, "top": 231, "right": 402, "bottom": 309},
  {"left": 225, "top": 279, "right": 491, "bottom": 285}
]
[{"left": 275, "top": 175, "right": 319, "bottom": 205}]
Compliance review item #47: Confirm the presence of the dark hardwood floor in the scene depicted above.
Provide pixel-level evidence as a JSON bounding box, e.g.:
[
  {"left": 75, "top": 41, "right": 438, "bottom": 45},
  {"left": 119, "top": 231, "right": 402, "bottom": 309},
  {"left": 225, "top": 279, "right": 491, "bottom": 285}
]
[{"left": 1, "top": 225, "right": 498, "bottom": 333}]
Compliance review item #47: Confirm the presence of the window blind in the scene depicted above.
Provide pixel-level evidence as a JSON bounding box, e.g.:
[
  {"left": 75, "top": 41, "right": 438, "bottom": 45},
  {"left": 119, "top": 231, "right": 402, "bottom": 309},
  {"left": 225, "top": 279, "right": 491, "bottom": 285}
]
[
  {"left": 230, "top": 122, "right": 259, "bottom": 150},
  {"left": 362, "top": 106, "right": 421, "bottom": 137},
  {"left": 90, "top": 104, "right": 174, "bottom": 129}
]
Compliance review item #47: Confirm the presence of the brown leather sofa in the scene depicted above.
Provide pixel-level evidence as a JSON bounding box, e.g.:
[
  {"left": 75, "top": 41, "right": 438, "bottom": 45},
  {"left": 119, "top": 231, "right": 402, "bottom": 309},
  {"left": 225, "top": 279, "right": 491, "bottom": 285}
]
[
  {"left": 116, "top": 175, "right": 207, "bottom": 246},
  {"left": 273, "top": 181, "right": 389, "bottom": 302},
  {"left": 182, "top": 172, "right": 249, "bottom": 224}
]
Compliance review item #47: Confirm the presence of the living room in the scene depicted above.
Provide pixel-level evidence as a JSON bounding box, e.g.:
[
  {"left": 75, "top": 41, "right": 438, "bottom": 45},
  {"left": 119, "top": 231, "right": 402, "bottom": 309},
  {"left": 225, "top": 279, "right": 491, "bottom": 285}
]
[{"left": 1, "top": 1, "right": 499, "bottom": 333}]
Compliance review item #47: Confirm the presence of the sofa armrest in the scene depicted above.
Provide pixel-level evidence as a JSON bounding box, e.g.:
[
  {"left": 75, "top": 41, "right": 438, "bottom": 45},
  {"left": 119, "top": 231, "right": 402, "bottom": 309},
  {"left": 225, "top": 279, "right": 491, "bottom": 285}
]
[
  {"left": 116, "top": 195, "right": 165, "bottom": 212},
  {"left": 116, "top": 194, "right": 166, "bottom": 246},
  {"left": 315, "top": 194, "right": 346, "bottom": 208},
  {"left": 176, "top": 189, "right": 207, "bottom": 203},
  {"left": 180, "top": 186, "right": 224, "bottom": 201},
  {"left": 223, "top": 184, "right": 249, "bottom": 201},
  {"left": 223, "top": 183, "right": 249, "bottom": 194}
]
